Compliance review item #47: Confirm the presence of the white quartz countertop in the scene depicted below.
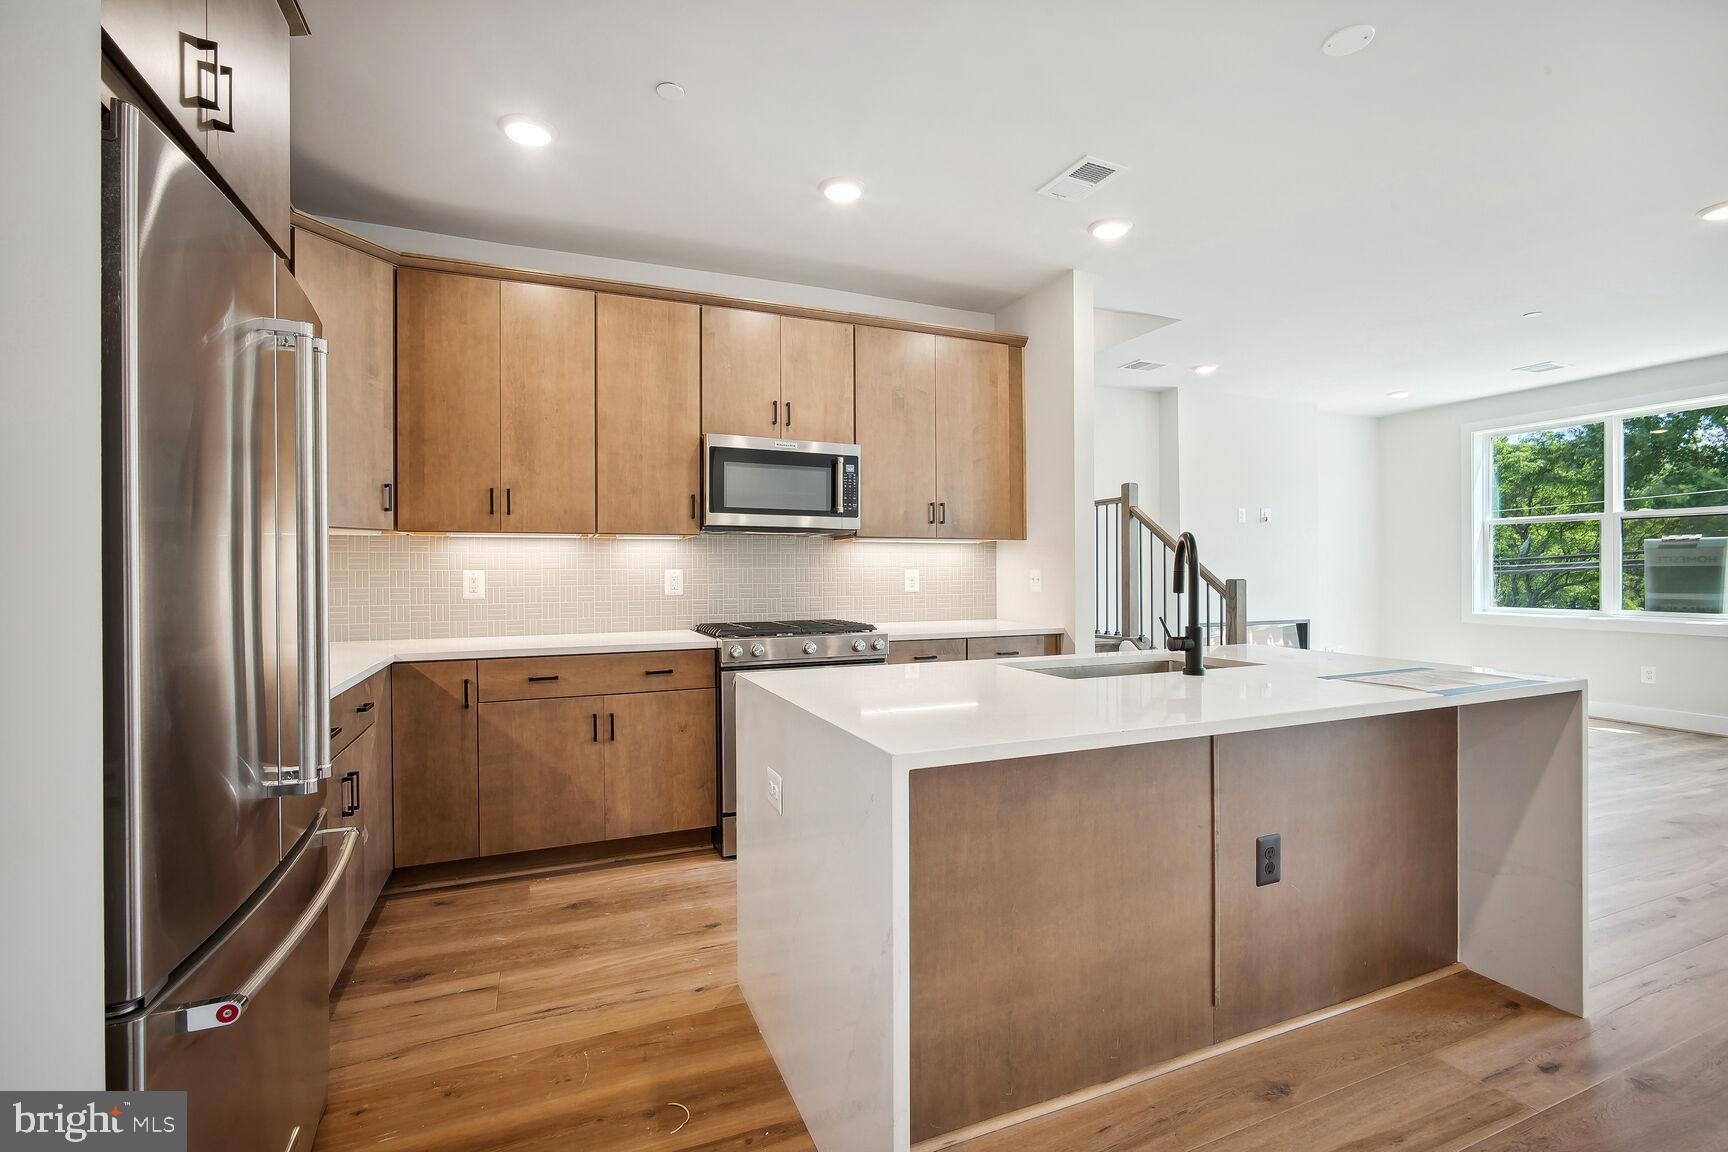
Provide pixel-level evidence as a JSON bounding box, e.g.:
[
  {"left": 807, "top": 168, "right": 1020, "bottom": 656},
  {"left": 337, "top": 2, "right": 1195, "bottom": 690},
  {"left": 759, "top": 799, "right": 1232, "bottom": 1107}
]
[
  {"left": 328, "top": 619, "right": 1066, "bottom": 695},
  {"left": 735, "top": 644, "right": 1588, "bottom": 770}
]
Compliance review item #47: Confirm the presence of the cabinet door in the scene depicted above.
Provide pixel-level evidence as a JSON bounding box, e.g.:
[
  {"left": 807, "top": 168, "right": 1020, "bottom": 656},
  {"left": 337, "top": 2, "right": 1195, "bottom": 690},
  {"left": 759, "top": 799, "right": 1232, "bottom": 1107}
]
[
  {"left": 780, "top": 317, "right": 855, "bottom": 444},
  {"left": 293, "top": 229, "right": 396, "bottom": 530},
  {"left": 501, "top": 282, "right": 596, "bottom": 533},
  {"left": 934, "top": 337, "right": 1014, "bottom": 539},
  {"left": 391, "top": 661, "right": 479, "bottom": 866},
  {"left": 397, "top": 271, "right": 501, "bottom": 532},
  {"left": 701, "top": 307, "right": 781, "bottom": 437},
  {"left": 101, "top": 0, "right": 213, "bottom": 163},
  {"left": 596, "top": 294, "right": 701, "bottom": 535},
  {"left": 325, "top": 724, "right": 374, "bottom": 986},
  {"left": 478, "top": 697, "right": 606, "bottom": 855},
  {"left": 203, "top": 0, "right": 291, "bottom": 254},
  {"left": 603, "top": 689, "right": 716, "bottom": 840},
  {"left": 360, "top": 670, "right": 394, "bottom": 908},
  {"left": 856, "top": 326, "right": 937, "bottom": 537}
]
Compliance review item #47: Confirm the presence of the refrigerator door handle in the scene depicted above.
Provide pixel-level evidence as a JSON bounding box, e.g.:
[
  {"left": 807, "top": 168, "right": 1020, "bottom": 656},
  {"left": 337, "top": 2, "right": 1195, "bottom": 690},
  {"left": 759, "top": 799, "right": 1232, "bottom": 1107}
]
[
  {"left": 311, "top": 337, "right": 331, "bottom": 782},
  {"left": 176, "top": 822, "right": 358, "bottom": 1033}
]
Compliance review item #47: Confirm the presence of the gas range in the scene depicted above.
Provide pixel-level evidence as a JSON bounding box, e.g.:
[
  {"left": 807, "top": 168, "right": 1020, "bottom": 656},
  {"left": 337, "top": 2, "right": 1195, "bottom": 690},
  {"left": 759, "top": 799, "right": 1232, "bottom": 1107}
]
[{"left": 693, "top": 618, "right": 890, "bottom": 666}]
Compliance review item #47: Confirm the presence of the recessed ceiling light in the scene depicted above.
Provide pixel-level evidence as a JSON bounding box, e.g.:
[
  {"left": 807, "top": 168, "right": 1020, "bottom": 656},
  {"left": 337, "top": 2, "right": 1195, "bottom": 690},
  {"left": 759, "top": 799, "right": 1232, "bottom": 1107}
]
[
  {"left": 1191, "top": 364, "right": 1218, "bottom": 376},
  {"left": 820, "top": 178, "right": 863, "bottom": 204},
  {"left": 1089, "top": 218, "right": 1133, "bottom": 241},
  {"left": 655, "top": 81, "right": 686, "bottom": 101},
  {"left": 1386, "top": 390, "right": 1412, "bottom": 399},
  {"left": 1522, "top": 310, "right": 1545, "bottom": 318},
  {"left": 500, "top": 116, "right": 552, "bottom": 147},
  {"left": 1699, "top": 200, "right": 1728, "bottom": 222},
  {"left": 1322, "top": 24, "right": 1376, "bottom": 57}
]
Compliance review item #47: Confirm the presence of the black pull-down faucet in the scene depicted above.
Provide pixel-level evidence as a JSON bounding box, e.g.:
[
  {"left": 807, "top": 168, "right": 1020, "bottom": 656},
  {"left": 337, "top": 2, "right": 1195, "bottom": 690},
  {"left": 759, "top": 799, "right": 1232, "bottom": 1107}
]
[{"left": 1160, "top": 531, "right": 1205, "bottom": 676}]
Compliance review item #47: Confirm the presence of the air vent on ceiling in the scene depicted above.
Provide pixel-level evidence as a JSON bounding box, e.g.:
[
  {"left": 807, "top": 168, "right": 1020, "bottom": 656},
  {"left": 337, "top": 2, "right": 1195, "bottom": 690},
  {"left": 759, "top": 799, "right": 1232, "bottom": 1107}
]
[
  {"left": 1037, "top": 155, "right": 1125, "bottom": 202},
  {"left": 1512, "top": 361, "right": 1569, "bottom": 374},
  {"left": 1118, "top": 359, "right": 1165, "bottom": 372}
]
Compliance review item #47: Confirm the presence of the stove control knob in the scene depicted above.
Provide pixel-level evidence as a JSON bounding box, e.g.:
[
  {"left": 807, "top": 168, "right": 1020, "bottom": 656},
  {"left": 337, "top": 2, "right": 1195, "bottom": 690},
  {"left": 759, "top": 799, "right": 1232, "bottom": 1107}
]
[
  {"left": 871, "top": 638, "right": 888, "bottom": 652},
  {"left": 728, "top": 645, "right": 745, "bottom": 660},
  {"left": 750, "top": 643, "right": 767, "bottom": 658},
  {"left": 852, "top": 639, "right": 868, "bottom": 652},
  {"left": 803, "top": 641, "right": 819, "bottom": 655}
]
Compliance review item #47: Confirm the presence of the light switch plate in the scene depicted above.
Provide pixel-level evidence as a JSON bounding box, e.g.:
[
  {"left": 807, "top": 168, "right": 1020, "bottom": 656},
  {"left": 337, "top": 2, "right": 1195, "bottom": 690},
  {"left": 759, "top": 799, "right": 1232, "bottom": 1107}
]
[
  {"left": 1259, "top": 507, "right": 1273, "bottom": 523},
  {"left": 664, "top": 569, "right": 684, "bottom": 596},
  {"left": 1029, "top": 568, "right": 1043, "bottom": 592},
  {"left": 1237, "top": 507, "right": 1247, "bottom": 524},
  {"left": 904, "top": 568, "right": 920, "bottom": 593},
  {"left": 462, "top": 570, "right": 485, "bottom": 600},
  {"left": 766, "top": 766, "right": 784, "bottom": 815}
]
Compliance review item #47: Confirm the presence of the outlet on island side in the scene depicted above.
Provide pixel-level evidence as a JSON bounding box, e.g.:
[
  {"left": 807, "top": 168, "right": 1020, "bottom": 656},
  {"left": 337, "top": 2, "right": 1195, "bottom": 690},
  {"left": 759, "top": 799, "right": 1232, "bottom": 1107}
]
[
  {"left": 1257, "top": 833, "right": 1281, "bottom": 886},
  {"left": 1640, "top": 665, "right": 1658, "bottom": 685},
  {"left": 766, "top": 765, "right": 784, "bottom": 815}
]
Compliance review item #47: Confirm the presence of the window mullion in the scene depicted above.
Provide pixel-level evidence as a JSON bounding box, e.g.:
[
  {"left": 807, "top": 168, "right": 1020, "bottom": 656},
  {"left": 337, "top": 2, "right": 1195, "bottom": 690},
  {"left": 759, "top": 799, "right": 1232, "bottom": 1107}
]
[{"left": 1604, "top": 415, "right": 1623, "bottom": 613}]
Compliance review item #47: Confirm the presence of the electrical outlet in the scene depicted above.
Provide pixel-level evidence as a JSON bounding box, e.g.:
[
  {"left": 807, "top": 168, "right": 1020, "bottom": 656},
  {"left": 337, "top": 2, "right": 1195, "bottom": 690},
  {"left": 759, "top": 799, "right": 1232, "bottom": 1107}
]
[
  {"left": 1256, "top": 833, "right": 1281, "bottom": 886},
  {"left": 1259, "top": 507, "right": 1273, "bottom": 523},
  {"left": 765, "top": 766, "right": 784, "bottom": 815},
  {"left": 1237, "top": 507, "right": 1247, "bottom": 524},
  {"left": 462, "top": 570, "right": 485, "bottom": 600},
  {"left": 664, "top": 569, "right": 684, "bottom": 596},
  {"left": 1640, "top": 665, "right": 1658, "bottom": 685},
  {"left": 1029, "top": 568, "right": 1043, "bottom": 592},
  {"left": 904, "top": 568, "right": 920, "bottom": 593}
]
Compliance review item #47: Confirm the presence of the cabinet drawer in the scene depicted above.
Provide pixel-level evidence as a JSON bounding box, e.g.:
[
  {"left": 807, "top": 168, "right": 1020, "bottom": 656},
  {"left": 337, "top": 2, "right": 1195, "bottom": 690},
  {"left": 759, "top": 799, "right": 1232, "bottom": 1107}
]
[
  {"left": 330, "top": 671, "right": 382, "bottom": 758},
  {"left": 888, "top": 639, "right": 967, "bottom": 665},
  {"left": 480, "top": 648, "right": 716, "bottom": 701},
  {"left": 966, "top": 634, "right": 1058, "bottom": 660}
]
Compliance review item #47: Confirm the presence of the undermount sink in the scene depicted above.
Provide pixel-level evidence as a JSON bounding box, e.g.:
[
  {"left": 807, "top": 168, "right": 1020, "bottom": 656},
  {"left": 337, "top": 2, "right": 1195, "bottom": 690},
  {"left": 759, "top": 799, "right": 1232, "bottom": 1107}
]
[{"left": 1014, "top": 654, "right": 1262, "bottom": 680}]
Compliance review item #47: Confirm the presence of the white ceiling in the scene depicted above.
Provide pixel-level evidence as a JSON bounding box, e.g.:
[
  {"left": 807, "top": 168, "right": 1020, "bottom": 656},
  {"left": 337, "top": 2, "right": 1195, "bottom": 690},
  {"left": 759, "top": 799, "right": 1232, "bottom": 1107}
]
[{"left": 290, "top": 1, "right": 1728, "bottom": 414}]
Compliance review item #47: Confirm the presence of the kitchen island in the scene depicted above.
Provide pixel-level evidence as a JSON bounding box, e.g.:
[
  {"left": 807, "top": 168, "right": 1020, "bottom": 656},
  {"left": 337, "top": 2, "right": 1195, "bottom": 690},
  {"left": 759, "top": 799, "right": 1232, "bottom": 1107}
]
[{"left": 734, "top": 645, "right": 1588, "bottom": 1152}]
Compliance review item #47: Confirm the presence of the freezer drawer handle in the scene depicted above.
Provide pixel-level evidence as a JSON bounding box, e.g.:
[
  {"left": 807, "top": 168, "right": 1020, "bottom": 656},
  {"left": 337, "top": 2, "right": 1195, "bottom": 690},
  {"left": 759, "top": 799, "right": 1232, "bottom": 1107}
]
[{"left": 176, "top": 824, "right": 360, "bottom": 1034}]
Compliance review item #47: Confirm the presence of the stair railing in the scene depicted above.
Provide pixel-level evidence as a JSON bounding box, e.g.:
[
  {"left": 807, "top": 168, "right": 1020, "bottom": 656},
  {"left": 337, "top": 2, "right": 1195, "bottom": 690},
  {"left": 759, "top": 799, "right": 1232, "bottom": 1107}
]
[{"left": 1095, "top": 482, "right": 1247, "bottom": 648}]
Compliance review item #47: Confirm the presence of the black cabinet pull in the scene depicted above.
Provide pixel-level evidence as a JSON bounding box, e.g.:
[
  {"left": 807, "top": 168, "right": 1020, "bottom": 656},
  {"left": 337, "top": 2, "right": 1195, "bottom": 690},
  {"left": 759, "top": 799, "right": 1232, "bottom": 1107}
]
[
  {"left": 785, "top": 401, "right": 792, "bottom": 428},
  {"left": 938, "top": 501, "right": 946, "bottom": 525},
  {"left": 329, "top": 725, "right": 342, "bottom": 740},
  {"left": 488, "top": 487, "right": 496, "bottom": 515},
  {"left": 340, "top": 771, "right": 359, "bottom": 818},
  {"left": 608, "top": 712, "right": 616, "bottom": 742},
  {"left": 772, "top": 399, "right": 779, "bottom": 426},
  {"left": 381, "top": 482, "right": 393, "bottom": 512},
  {"left": 927, "top": 502, "right": 936, "bottom": 524},
  {"left": 591, "top": 713, "right": 599, "bottom": 743},
  {"left": 354, "top": 766, "right": 363, "bottom": 814},
  {"left": 912, "top": 654, "right": 940, "bottom": 662},
  {"left": 505, "top": 487, "right": 512, "bottom": 515},
  {"left": 353, "top": 701, "right": 374, "bottom": 714},
  {"left": 643, "top": 668, "right": 675, "bottom": 677},
  {"left": 527, "top": 674, "right": 560, "bottom": 683},
  {"left": 462, "top": 678, "right": 471, "bottom": 709},
  {"left": 995, "top": 651, "right": 1020, "bottom": 657},
  {"left": 690, "top": 493, "right": 698, "bottom": 520}
]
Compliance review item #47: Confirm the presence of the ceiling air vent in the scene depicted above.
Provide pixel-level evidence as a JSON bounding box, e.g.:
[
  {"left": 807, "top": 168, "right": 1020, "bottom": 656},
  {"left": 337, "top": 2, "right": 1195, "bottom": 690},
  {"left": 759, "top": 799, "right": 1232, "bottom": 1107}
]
[
  {"left": 1512, "top": 361, "right": 1569, "bottom": 374},
  {"left": 1118, "top": 359, "right": 1164, "bottom": 372},
  {"left": 1037, "top": 155, "right": 1125, "bottom": 202}
]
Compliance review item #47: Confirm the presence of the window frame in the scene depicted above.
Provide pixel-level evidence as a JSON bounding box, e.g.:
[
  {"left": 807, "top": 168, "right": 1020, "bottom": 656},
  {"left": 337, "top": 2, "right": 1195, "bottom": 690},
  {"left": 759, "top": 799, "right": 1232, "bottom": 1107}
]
[{"left": 1464, "top": 390, "right": 1728, "bottom": 636}]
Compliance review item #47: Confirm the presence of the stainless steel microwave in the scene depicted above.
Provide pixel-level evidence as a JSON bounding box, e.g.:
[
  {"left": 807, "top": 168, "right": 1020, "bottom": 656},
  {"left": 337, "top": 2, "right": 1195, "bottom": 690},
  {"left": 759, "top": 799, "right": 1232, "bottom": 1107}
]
[{"left": 702, "top": 433, "right": 861, "bottom": 534}]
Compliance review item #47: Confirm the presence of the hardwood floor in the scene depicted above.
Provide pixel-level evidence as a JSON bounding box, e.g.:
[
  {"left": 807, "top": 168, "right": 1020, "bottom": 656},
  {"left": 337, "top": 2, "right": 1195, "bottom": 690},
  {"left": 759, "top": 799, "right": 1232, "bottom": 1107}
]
[{"left": 314, "top": 721, "right": 1728, "bottom": 1152}]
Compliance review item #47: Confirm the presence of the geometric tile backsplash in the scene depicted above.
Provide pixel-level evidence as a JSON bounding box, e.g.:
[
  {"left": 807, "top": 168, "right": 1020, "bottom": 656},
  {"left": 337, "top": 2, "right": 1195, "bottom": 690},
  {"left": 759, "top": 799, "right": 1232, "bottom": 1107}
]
[{"left": 328, "top": 532, "right": 997, "bottom": 642}]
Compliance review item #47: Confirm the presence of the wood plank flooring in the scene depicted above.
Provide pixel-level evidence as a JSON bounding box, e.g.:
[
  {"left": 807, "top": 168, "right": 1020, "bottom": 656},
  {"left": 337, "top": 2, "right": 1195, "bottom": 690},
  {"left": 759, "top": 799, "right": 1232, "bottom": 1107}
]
[{"left": 313, "top": 721, "right": 1728, "bottom": 1152}]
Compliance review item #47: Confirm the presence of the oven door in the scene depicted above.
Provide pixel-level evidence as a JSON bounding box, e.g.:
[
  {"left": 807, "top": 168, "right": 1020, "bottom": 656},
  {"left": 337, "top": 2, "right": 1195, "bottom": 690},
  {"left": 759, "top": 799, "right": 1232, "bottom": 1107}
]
[{"left": 704, "top": 433, "right": 860, "bottom": 533}]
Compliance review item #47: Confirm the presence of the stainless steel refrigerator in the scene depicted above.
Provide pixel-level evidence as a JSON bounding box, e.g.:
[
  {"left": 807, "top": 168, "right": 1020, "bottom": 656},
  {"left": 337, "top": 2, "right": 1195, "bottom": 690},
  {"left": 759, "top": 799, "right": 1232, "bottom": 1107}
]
[{"left": 102, "top": 100, "right": 355, "bottom": 1152}]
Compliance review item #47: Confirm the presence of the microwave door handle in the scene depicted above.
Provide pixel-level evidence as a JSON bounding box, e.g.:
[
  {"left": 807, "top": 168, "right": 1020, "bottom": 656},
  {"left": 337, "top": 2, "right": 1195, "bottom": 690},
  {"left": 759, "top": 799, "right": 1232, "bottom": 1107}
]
[{"left": 833, "top": 456, "right": 844, "bottom": 514}]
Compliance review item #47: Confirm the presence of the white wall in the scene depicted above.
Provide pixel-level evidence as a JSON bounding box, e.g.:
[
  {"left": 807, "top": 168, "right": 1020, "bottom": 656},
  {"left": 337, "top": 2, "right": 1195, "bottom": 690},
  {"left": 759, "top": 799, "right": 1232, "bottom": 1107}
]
[
  {"left": 1, "top": 0, "right": 105, "bottom": 1088},
  {"left": 1378, "top": 353, "right": 1728, "bottom": 732},
  {"left": 324, "top": 217, "right": 995, "bottom": 332},
  {"left": 1316, "top": 414, "right": 1383, "bottom": 654},
  {"left": 1093, "top": 386, "right": 1162, "bottom": 510},
  {"left": 996, "top": 272, "right": 1096, "bottom": 651}
]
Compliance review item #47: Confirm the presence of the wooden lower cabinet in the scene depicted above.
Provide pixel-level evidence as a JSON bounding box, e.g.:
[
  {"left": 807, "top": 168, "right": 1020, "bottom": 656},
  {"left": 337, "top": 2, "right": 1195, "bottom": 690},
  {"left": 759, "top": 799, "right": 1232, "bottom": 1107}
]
[
  {"left": 479, "top": 696, "right": 607, "bottom": 855},
  {"left": 964, "top": 634, "right": 1060, "bottom": 660},
  {"left": 887, "top": 638, "right": 966, "bottom": 665},
  {"left": 603, "top": 690, "right": 717, "bottom": 840},
  {"left": 392, "top": 660, "right": 480, "bottom": 866}
]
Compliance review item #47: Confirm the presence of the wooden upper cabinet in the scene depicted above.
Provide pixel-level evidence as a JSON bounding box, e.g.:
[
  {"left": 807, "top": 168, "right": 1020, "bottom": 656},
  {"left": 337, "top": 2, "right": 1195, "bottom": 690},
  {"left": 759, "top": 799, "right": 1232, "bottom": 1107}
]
[
  {"left": 701, "top": 307, "right": 782, "bottom": 437},
  {"left": 292, "top": 229, "right": 396, "bottom": 530},
  {"left": 935, "top": 337, "right": 1015, "bottom": 540},
  {"left": 102, "top": 0, "right": 293, "bottom": 254},
  {"left": 856, "top": 326, "right": 937, "bottom": 538},
  {"left": 396, "top": 270, "right": 502, "bottom": 532},
  {"left": 780, "top": 317, "right": 855, "bottom": 444},
  {"left": 596, "top": 294, "right": 702, "bottom": 535},
  {"left": 500, "top": 282, "right": 597, "bottom": 533}
]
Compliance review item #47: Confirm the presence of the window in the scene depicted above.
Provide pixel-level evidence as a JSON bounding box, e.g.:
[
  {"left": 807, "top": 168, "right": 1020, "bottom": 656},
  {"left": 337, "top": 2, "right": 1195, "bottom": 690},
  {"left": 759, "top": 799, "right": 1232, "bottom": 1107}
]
[{"left": 1474, "top": 398, "right": 1728, "bottom": 624}]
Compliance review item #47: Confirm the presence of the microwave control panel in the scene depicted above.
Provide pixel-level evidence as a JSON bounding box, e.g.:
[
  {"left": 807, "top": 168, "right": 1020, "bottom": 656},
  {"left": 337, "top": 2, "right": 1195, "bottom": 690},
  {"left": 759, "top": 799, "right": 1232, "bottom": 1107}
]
[{"left": 842, "top": 461, "right": 859, "bottom": 513}]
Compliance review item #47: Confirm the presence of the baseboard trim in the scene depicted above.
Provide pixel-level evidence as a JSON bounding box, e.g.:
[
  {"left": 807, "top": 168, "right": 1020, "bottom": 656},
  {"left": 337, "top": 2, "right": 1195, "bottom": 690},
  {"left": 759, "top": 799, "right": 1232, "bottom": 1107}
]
[
  {"left": 1590, "top": 702, "right": 1728, "bottom": 737},
  {"left": 912, "top": 962, "right": 1467, "bottom": 1152}
]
